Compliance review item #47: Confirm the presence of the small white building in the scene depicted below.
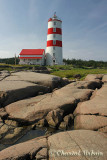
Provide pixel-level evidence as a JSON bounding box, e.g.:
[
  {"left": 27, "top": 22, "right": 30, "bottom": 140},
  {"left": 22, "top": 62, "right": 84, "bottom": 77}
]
[{"left": 19, "top": 49, "right": 45, "bottom": 65}]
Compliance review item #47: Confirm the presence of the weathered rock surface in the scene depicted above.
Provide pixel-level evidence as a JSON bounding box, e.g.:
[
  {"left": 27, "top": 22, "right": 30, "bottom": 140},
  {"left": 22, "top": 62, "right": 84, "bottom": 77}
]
[
  {"left": 0, "top": 137, "right": 47, "bottom": 160},
  {"left": 102, "top": 74, "right": 107, "bottom": 83},
  {"left": 48, "top": 130, "right": 107, "bottom": 160},
  {"left": 5, "top": 82, "right": 93, "bottom": 124},
  {"left": 98, "top": 126, "right": 107, "bottom": 133},
  {"left": 74, "top": 84, "right": 107, "bottom": 116},
  {"left": 0, "top": 81, "right": 49, "bottom": 108},
  {"left": 59, "top": 114, "right": 74, "bottom": 130},
  {"left": 69, "top": 80, "right": 102, "bottom": 89},
  {"left": 74, "top": 115, "right": 107, "bottom": 130},
  {"left": 85, "top": 74, "right": 103, "bottom": 81},
  {"left": 0, "top": 108, "right": 7, "bottom": 118},
  {"left": 0, "top": 123, "right": 31, "bottom": 144},
  {"left": 4, "top": 71, "right": 64, "bottom": 89},
  {"left": 74, "top": 84, "right": 107, "bottom": 131},
  {"left": 46, "top": 109, "right": 64, "bottom": 128},
  {"left": 0, "top": 130, "right": 106, "bottom": 160},
  {"left": 0, "top": 71, "right": 10, "bottom": 81}
]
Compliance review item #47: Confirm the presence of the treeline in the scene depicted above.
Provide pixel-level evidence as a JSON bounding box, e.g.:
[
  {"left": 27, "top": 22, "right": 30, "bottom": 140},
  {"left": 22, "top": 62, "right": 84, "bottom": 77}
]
[
  {"left": 63, "top": 59, "right": 107, "bottom": 68},
  {"left": 0, "top": 57, "right": 107, "bottom": 68},
  {"left": 0, "top": 57, "right": 20, "bottom": 65}
]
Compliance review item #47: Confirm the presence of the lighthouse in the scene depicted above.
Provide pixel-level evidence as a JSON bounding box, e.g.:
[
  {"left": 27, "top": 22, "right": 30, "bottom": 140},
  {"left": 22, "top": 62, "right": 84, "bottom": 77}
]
[{"left": 46, "top": 13, "right": 63, "bottom": 66}]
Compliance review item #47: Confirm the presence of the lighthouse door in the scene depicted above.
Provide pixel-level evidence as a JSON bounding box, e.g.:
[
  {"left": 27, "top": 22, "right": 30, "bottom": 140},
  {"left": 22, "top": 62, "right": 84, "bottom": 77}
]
[
  {"left": 53, "top": 59, "right": 55, "bottom": 65},
  {"left": 53, "top": 53, "right": 56, "bottom": 65}
]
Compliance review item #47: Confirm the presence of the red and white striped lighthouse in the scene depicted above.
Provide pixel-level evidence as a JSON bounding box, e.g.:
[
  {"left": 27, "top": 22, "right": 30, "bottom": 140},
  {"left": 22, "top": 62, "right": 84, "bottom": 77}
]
[{"left": 46, "top": 13, "right": 63, "bottom": 65}]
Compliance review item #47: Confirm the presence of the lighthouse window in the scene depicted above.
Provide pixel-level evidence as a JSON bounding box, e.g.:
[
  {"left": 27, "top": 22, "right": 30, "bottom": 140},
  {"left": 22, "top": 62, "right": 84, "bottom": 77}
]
[
  {"left": 54, "top": 21, "right": 56, "bottom": 25},
  {"left": 53, "top": 53, "right": 55, "bottom": 57},
  {"left": 53, "top": 28, "right": 56, "bottom": 32},
  {"left": 53, "top": 40, "right": 56, "bottom": 45},
  {"left": 53, "top": 46, "right": 55, "bottom": 50},
  {"left": 37, "top": 59, "right": 39, "bottom": 62},
  {"left": 53, "top": 34, "right": 56, "bottom": 38}
]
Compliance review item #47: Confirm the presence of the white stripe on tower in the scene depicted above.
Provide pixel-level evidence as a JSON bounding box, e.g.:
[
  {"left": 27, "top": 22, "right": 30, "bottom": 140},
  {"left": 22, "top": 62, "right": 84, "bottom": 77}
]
[{"left": 46, "top": 13, "right": 63, "bottom": 66}]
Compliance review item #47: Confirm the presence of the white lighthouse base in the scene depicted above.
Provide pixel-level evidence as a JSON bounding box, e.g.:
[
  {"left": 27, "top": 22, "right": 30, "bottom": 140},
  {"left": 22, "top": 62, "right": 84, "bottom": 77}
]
[{"left": 46, "top": 47, "right": 63, "bottom": 66}]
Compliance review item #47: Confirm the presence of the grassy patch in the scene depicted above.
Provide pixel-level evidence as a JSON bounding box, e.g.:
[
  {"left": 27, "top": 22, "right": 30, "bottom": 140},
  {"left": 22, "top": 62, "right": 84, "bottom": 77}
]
[{"left": 51, "top": 68, "right": 107, "bottom": 80}]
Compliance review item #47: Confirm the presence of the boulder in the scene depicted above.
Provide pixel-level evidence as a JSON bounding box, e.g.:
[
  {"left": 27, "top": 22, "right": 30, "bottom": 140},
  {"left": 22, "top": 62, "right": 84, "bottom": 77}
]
[
  {"left": 102, "top": 74, "right": 107, "bottom": 83},
  {"left": 98, "top": 126, "right": 107, "bottom": 133},
  {"left": 0, "top": 71, "right": 10, "bottom": 81},
  {"left": 70, "top": 80, "right": 102, "bottom": 89},
  {"left": 74, "top": 84, "right": 107, "bottom": 132},
  {"left": 63, "top": 114, "right": 74, "bottom": 127},
  {"left": 59, "top": 121, "right": 67, "bottom": 130},
  {"left": 48, "top": 130, "right": 107, "bottom": 160},
  {"left": 33, "top": 118, "right": 48, "bottom": 128},
  {"left": 0, "top": 130, "right": 106, "bottom": 160},
  {"left": 0, "top": 81, "right": 48, "bottom": 107},
  {"left": 5, "top": 83, "right": 93, "bottom": 123},
  {"left": 4, "top": 71, "right": 64, "bottom": 89},
  {"left": 59, "top": 114, "right": 74, "bottom": 130},
  {"left": 0, "top": 124, "right": 31, "bottom": 144},
  {"left": 85, "top": 74, "right": 103, "bottom": 81},
  {"left": 73, "top": 74, "right": 81, "bottom": 79},
  {"left": 0, "top": 108, "right": 7, "bottom": 118},
  {"left": 4, "top": 120, "right": 18, "bottom": 127},
  {"left": 46, "top": 109, "right": 64, "bottom": 128},
  {"left": 74, "top": 115, "right": 107, "bottom": 130},
  {"left": 36, "top": 147, "right": 47, "bottom": 159},
  {"left": 74, "top": 84, "right": 107, "bottom": 116},
  {"left": 0, "top": 137, "right": 47, "bottom": 160}
]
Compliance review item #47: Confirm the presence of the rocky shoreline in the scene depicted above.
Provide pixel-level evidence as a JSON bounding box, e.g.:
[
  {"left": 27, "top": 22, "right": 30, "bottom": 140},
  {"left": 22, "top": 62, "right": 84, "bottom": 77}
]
[{"left": 0, "top": 71, "right": 107, "bottom": 160}]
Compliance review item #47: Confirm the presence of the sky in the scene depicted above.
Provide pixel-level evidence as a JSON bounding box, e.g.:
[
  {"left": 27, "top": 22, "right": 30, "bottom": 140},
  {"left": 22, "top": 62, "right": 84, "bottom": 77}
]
[{"left": 0, "top": 0, "right": 107, "bottom": 61}]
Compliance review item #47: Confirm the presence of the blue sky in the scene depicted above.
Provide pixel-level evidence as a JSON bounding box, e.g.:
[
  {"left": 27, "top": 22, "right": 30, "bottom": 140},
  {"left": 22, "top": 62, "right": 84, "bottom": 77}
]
[{"left": 0, "top": 0, "right": 107, "bottom": 60}]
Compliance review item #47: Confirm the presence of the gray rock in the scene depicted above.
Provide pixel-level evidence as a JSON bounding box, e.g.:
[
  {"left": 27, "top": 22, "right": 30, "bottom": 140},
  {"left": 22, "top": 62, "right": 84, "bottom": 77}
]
[
  {"left": 74, "top": 115, "right": 107, "bottom": 130},
  {"left": 102, "top": 74, "right": 107, "bottom": 83},
  {"left": 0, "top": 81, "right": 48, "bottom": 107},
  {"left": 5, "top": 120, "right": 19, "bottom": 127},
  {"left": 59, "top": 121, "right": 67, "bottom": 130},
  {"left": 85, "top": 74, "right": 103, "bottom": 81},
  {"left": 74, "top": 84, "right": 107, "bottom": 132},
  {"left": 0, "top": 108, "right": 7, "bottom": 118},
  {"left": 48, "top": 130, "right": 107, "bottom": 160},
  {"left": 0, "top": 130, "right": 106, "bottom": 160},
  {"left": 74, "top": 84, "right": 107, "bottom": 117},
  {"left": 5, "top": 83, "right": 93, "bottom": 123},
  {"left": 0, "top": 125, "right": 31, "bottom": 145},
  {"left": 4, "top": 71, "right": 63, "bottom": 89},
  {"left": 0, "top": 137, "right": 47, "bottom": 160},
  {"left": 46, "top": 109, "right": 64, "bottom": 128}
]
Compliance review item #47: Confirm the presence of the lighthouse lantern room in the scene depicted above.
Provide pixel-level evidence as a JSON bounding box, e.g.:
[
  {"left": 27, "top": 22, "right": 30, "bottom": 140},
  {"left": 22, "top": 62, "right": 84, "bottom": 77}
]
[{"left": 46, "top": 13, "right": 63, "bottom": 65}]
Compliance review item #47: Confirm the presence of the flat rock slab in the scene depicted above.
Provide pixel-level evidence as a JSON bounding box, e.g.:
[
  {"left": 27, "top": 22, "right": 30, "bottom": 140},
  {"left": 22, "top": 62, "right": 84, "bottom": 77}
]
[
  {"left": 0, "top": 137, "right": 47, "bottom": 160},
  {"left": 102, "top": 74, "right": 107, "bottom": 83},
  {"left": 85, "top": 74, "right": 104, "bottom": 81},
  {"left": 74, "top": 84, "right": 107, "bottom": 116},
  {"left": 4, "top": 71, "right": 63, "bottom": 89},
  {"left": 74, "top": 84, "right": 107, "bottom": 131},
  {"left": 0, "top": 130, "right": 106, "bottom": 160},
  {"left": 67, "top": 80, "right": 102, "bottom": 89},
  {"left": 0, "top": 81, "right": 48, "bottom": 107},
  {"left": 0, "top": 71, "right": 10, "bottom": 81},
  {"left": 74, "top": 115, "right": 107, "bottom": 130},
  {"left": 48, "top": 130, "right": 107, "bottom": 160},
  {"left": 5, "top": 82, "right": 93, "bottom": 123}
]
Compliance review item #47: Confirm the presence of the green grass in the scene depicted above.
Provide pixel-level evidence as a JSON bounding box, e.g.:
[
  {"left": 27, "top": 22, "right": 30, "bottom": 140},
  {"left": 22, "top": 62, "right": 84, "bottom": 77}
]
[{"left": 51, "top": 68, "right": 107, "bottom": 80}]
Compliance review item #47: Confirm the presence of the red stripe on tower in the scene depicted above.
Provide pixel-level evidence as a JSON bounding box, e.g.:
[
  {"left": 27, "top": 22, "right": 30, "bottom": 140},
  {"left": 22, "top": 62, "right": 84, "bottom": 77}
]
[
  {"left": 47, "top": 40, "right": 62, "bottom": 47},
  {"left": 47, "top": 28, "right": 62, "bottom": 35}
]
